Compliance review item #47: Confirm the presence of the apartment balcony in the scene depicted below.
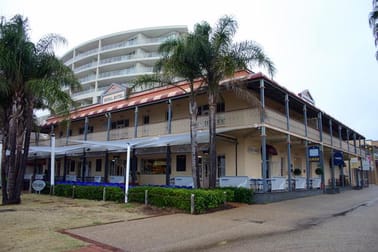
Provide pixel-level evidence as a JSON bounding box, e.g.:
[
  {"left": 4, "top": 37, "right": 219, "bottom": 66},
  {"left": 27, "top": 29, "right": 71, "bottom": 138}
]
[
  {"left": 100, "top": 36, "right": 176, "bottom": 53},
  {"left": 74, "top": 62, "right": 98, "bottom": 73},
  {"left": 75, "top": 48, "right": 99, "bottom": 61}
]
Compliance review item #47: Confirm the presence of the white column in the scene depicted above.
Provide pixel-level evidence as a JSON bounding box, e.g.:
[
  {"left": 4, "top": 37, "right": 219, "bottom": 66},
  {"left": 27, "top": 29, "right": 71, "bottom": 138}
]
[
  {"left": 50, "top": 134, "right": 55, "bottom": 186},
  {"left": 125, "top": 144, "right": 131, "bottom": 203}
]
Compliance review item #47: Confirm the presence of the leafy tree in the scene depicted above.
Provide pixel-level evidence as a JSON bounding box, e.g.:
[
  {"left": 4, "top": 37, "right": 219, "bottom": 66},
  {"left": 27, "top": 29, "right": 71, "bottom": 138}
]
[
  {"left": 134, "top": 29, "right": 204, "bottom": 188},
  {"left": 193, "top": 16, "right": 276, "bottom": 188},
  {"left": 0, "top": 15, "right": 79, "bottom": 204},
  {"left": 369, "top": 1, "right": 378, "bottom": 60}
]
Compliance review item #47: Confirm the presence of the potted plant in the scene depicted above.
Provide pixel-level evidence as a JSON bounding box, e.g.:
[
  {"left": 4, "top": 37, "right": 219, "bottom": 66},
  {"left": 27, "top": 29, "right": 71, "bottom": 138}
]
[
  {"left": 315, "top": 168, "right": 323, "bottom": 176},
  {"left": 293, "top": 168, "right": 302, "bottom": 176}
]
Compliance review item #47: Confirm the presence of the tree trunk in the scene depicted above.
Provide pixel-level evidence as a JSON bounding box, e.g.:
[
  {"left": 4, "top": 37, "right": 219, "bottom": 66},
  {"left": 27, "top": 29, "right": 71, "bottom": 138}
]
[
  {"left": 4, "top": 92, "right": 27, "bottom": 204},
  {"left": 189, "top": 96, "right": 200, "bottom": 188},
  {"left": 208, "top": 91, "right": 217, "bottom": 188},
  {"left": 1, "top": 126, "right": 9, "bottom": 204}
]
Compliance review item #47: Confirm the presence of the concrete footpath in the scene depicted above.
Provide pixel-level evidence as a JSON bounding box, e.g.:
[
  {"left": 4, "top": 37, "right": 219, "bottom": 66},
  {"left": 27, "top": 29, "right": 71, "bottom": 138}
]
[{"left": 66, "top": 185, "right": 378, "bottom": 252}]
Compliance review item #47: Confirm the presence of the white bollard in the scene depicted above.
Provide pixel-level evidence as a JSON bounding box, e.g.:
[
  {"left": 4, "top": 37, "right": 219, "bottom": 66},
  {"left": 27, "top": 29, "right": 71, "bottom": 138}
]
[
  {"left": 190, "top": 194, "right": 195, "bottom": 214},
  {"left": 103, "top": 187, "right": 106, "bottom": 201},
  {"left": 145, "top": 190, "right": 148, "bottom": 205}
]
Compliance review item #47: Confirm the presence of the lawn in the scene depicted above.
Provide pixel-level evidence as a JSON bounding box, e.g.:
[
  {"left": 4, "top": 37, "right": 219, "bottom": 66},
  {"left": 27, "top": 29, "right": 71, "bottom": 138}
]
[{"left": 0, "top": 193, "right": 151, "bottom": 251}]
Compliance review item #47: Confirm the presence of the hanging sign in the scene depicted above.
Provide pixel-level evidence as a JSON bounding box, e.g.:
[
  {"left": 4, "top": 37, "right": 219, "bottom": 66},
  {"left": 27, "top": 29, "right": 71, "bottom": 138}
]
[{"left": 308, "top": 146, "right": 320, "bottom": 162}]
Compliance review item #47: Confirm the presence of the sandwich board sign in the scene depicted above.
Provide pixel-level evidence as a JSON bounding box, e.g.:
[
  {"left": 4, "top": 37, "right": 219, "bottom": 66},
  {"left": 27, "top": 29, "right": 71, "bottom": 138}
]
[{"left": 32, "top": 180, "right": 46, "bottom": 193}]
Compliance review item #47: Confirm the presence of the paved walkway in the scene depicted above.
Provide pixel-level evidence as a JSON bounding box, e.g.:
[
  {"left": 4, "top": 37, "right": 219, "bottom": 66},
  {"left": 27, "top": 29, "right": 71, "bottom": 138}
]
[{"left": 66, "top": 185, "right": 378, "bottom": 252}]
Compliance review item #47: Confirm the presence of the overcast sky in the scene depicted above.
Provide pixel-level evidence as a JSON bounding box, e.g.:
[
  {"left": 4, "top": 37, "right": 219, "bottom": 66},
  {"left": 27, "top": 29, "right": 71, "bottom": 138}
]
[{"left": 2, "top": 0, "right": 377, "bottom": 140}]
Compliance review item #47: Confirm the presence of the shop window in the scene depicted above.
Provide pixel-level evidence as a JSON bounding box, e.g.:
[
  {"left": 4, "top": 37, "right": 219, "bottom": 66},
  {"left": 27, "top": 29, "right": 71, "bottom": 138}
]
[
  {"left": 96, "top": 159, "right": 102, "bottom": 172},
  {"left": 141, "top": 159, "right": 166, "bottom": 174},
  {"left": 176, "top": 155, "right": 186, "bottom": 172},
  {"left": 70, "top": 160, "right": 75, "bottom": 172}
]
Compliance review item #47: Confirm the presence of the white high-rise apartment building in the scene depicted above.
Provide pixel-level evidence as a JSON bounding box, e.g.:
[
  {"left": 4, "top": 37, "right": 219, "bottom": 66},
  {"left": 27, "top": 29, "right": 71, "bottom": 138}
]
[{"left": 61, "top": 26, "right": 188, "bottom": 107}]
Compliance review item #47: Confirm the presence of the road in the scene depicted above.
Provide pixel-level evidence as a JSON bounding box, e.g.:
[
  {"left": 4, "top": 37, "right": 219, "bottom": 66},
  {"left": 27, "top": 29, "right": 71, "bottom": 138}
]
[
  {"left": 200, "top": 194, "right": 378, "bottom": 252},
  {"left": 68, "top": 186, "right": 378, "bottom": 252}
]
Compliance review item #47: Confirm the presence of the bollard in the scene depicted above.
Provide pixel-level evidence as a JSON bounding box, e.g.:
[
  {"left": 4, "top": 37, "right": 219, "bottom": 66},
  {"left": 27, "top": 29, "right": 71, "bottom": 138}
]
[
  {"left": 103, "top": 187, "right": 106, "bottom": 201},
  {"left": 224, "top": 191, "right": 227, "bottom": 205},
  {"left": 145, "top": 190, "right": 148, "bottom": 205},
  {"left": 190, "top": 194, "right": 195, "bottom": 215},
  {"left": 72, "top": 185, "right": 75, "bottom": 199},
  {"left": 50, "top": 185, "right": 55, "bottom": 195}
]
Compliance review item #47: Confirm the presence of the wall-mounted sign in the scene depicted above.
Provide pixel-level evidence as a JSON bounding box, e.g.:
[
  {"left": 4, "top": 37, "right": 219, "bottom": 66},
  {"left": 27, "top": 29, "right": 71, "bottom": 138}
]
[
  {"left": 333, "top": 151, "right": 344, "bottom": 166},
  {"left": 308, "top": 146, "right": 320, "bottom": 162},
  {"left": 32, "top": 180, "right": 46, "bottom": 192},
  {"left": 362, "top": 159, "right": 370, "bottom": 171},
  {"left": 350, "top": 157, "right": 359, "bottom": 169}
]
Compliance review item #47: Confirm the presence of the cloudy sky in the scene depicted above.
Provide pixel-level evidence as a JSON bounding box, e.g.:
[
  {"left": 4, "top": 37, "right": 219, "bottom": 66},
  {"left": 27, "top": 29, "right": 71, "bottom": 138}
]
[{"left": 2, "top": 0, "right": 377, "bottom": 139}]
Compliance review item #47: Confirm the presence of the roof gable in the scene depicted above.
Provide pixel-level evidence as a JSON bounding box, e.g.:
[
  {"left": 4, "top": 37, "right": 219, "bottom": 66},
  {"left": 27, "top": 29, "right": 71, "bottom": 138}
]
[{"left": 298, "top": 89, "right": 315, "bottom": 105}]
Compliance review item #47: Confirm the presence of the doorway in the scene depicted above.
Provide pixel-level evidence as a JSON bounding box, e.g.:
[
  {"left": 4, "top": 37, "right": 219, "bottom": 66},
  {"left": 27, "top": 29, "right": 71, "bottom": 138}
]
[{"left": 199, "top": 156, "right": 209, "bottom": 188}]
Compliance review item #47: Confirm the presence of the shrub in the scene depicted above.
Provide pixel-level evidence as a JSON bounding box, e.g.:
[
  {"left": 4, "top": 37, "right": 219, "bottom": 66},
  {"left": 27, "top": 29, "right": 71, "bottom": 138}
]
[
  {"left": 128, "top": 186, "right": 228, "bottom": 214},
  {"left": 220, "top": 187, "right": 254, "bottom": 204},
  {"left": 315, "top": 168, "right": 323, "bottom": 175},
  {"left": 49, "top": 184, "right": 253, "bottom": 214}
]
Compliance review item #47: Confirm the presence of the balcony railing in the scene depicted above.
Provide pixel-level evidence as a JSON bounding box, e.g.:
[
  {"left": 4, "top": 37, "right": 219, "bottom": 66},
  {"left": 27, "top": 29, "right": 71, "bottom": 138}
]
[
  {"left": 74, "top": 62, "right": 97, "bottom": 73},
  {"left": 38, "top": 107, "right": 364, "bottom": 157},
  {"left": 100, "top": 35, "right": 177, "bottom": 52},
  {"left": 75, "top": 48, "right": 99, "bottom": 60}
]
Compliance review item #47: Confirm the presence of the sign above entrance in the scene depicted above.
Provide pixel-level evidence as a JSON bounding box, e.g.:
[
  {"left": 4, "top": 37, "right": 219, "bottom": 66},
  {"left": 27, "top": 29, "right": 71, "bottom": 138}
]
[{"left": 308, "top": 146, "right": 320, "bottom": 162}]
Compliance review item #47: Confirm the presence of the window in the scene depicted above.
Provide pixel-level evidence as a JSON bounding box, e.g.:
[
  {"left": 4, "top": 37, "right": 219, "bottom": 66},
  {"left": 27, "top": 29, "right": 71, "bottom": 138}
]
[
  {"left": 141, "top": 159, "right": 166, "bottom": 174},
  {"left": 176, "top": 155, "right": 186, "bottom": 172},
  {"left": 143, "top": 115, "right": 150, "bottom": 125},
  {"left": 111, "top": 119, "right": 129, "bottom": 129},
  {"left": 217, "top": 102, "right": 225, "bottom": 113},
  {"left": 198, "top": 104, "right": 209, "bottom": 116},
  {"left": 197, "top": 103, "right": 225, "bottom": 115},
  {"left": 110, "top": 157, "right": 124, "bottom": 176},
  {"left": 70, "top": 160, "right": 75, "bottom": 172},
  {"left": 96, "top": 159, "right": 102, "bottom": 172},
  {"left": 217, "top": 155, "right": 226, "bottom": 177},
  {"left": 79, "top": 126, "right": 94, "bottom": 135}
]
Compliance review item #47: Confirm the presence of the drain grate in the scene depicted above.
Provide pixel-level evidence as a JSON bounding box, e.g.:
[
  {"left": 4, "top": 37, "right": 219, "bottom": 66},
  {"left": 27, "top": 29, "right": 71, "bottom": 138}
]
[{"left": 233, "top": 218, "right": 265, "bottom": 224}]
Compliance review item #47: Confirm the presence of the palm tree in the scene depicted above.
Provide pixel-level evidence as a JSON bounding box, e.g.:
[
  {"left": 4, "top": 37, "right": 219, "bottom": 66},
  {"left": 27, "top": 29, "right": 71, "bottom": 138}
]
[
  {"left": 134, "top": 30, "right": 204, "bottom": 188},
  {"left": 193, "top": 16, "right": 276, "bottom": 188},
  {"left": 0, "top": 15, "right": 79, "bottom": 204},
  {"left": 369, "top": 0, "right": 378, "bottom": 60}
]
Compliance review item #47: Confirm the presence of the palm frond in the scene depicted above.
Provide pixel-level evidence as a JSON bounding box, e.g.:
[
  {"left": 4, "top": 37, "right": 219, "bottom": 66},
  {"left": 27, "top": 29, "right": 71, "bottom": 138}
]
[
  {"left": 211, "top": 15, "right": 237, "bottom": 53},
  {"left": 232, "top": 41, "right": 276, "bottom": 78},
  {"left": 36, "top": 33, "right": 67, "bottom": 54}
]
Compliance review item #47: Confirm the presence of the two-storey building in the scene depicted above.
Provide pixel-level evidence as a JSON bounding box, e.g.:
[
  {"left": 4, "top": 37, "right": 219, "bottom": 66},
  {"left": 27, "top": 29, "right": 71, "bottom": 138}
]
[{"left": 28, "top": 70, "right": 367, "bottom": 194}]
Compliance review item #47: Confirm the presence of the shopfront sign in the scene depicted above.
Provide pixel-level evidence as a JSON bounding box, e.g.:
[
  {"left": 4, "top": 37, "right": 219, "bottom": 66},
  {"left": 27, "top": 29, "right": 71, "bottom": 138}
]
[{"left": 308, "top": 146, "right": 320, "bottom": 162}]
